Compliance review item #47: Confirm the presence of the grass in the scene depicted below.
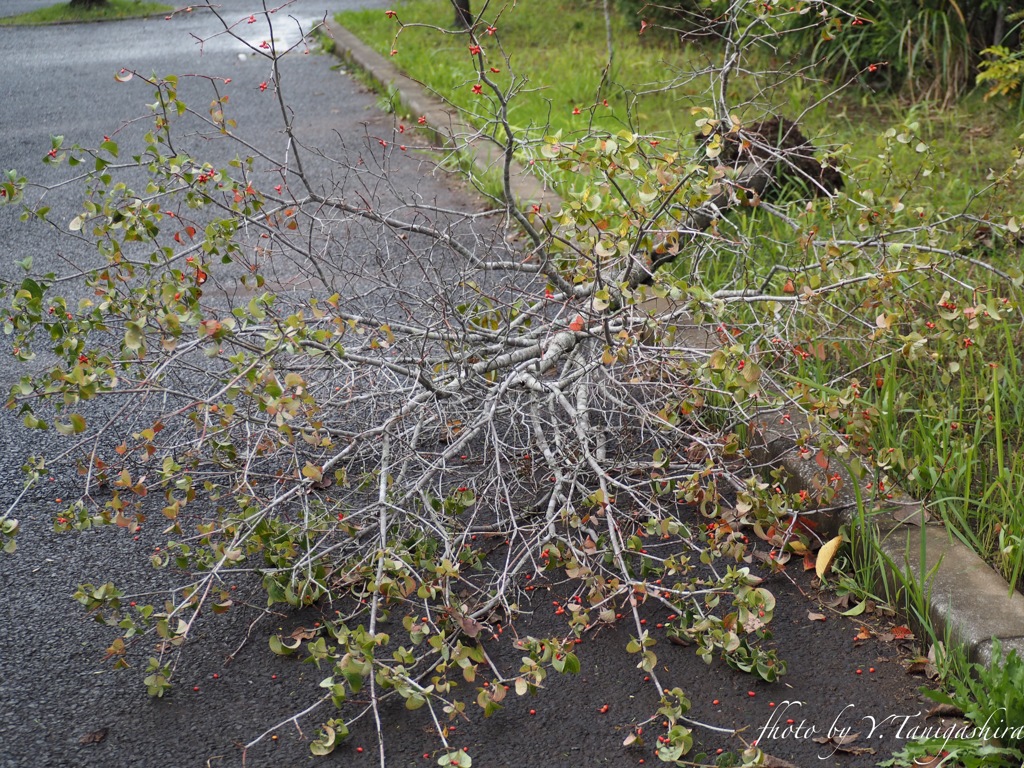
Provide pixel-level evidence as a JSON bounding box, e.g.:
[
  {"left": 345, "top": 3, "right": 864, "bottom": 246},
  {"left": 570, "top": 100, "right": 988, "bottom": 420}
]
[
  {"left": 338, "top": 1, "right": 1023, "bottom": 210},
  {"left": 336, "top": 1, "right": 1024, "bottom": 600},
  {"left": 0, "top": 0, "right": 171, "bottom": 26}
]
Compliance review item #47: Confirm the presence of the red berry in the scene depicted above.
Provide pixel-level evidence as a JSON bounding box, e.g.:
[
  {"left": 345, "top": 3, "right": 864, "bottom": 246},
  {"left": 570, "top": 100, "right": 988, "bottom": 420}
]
[
  {"left": 712, "top": 699, "right": 719, "bottom": 705},
  {"left": 748, "top": 691, "right": 756, "bottom": 697}
]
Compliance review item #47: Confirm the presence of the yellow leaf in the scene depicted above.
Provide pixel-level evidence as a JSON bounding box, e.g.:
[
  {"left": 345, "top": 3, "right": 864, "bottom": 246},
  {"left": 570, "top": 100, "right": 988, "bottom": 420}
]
[{"left": 815, "top": 536, "right": 843, "bottom": 580}]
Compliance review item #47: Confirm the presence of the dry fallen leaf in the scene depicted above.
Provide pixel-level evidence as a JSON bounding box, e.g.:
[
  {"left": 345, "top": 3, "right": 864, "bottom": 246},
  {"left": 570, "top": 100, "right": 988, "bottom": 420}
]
[
  {"left": 905, "top": 656, "right": 937, "bottom": 677},
  {"left": 854, "top": 625, "right": 872, "bottom": 641},
  {"left": 759, "top": 752, "right": 801, "bottom": 768},
  {"left": 812, "top": 732, "right": 875, "bottom": 755},
  {"left": 287, "top": 626, "right": 318, "bottom": 642},
  {"left": 803, "top": 552, "right": 816, "bottom": 571},
  {"left": 926, "top": 703, "right": 965, "bottom": 719},
  {"left": 824, "top": 593, "right": 851, "bottom": 610},
  {"left": 815, "top": 535, "right": 843, "bottom": 580},
  {"left": 835, "top": 744, "right": 876, "bottom": 755},
  {"left": 814, "top": 732, "right": 859, "bottom": 746},
  {"left": 622, "top": 731, "right": 643, "bottom": 747},
  {"left": 808, "top": 611, "right": 826, "bottom": 622},
  {"left": 79, "top": 727, "right": 109, "bottom": 745},
  {"left": 891, "top": 625, "right": 915, "bottom": 640},
  {"left": 453, "top": 612, "right": 482, "bottom": 638}
]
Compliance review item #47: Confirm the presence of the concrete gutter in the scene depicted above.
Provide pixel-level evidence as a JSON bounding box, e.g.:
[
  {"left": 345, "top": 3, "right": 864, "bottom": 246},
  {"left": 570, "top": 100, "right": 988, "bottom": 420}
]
[
  {"left": 748, "top": 407, "right": 1024, "bottom": 664},
  {"left": 325, "top": 17, "right": 1024, "bottom": 668}
]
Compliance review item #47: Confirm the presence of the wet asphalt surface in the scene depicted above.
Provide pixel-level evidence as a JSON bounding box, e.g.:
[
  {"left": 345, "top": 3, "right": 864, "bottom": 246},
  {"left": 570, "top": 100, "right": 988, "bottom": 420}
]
[{"left": 0, "top": 3, "right": 954, "bottom": 767}]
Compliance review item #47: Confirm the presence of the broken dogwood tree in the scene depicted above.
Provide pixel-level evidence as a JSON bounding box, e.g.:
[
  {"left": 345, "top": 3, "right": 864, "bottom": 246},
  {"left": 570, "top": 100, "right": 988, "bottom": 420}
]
[{"left": 1, "top": 0, "right": 1021, "bottom": 764}]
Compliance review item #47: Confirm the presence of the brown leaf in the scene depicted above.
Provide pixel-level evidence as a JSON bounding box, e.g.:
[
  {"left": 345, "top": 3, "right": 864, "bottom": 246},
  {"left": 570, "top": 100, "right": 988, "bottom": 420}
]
[
  {"left": 905, "top": 657, "right": 930, "bottom": 675},
  {"left": 79, "top": 727, "right": 109, "bottom": 745},
  {"left": 890, "top": 625, "right": 915, "bottom": 640},
  {"left": 760, "top": 752, "right": 801, "bottom": 768},
  {"left": 823, "top": 593, "right": 850, "bottom": 610},
  {"left": 456, "top": 613, "right": 482, "bottom": 638},
  {"left": 803, "top": 552, "right": 816, "bottom": 571},
  {"left": 808, "top": 611, "right": 826, "bottom": 622},
  {"left": 834, "top": 732, "right": 860, "bottom": 746},
  {"left": 836, "top": 745, "right": 876, "bottom": 755},
  {"left": 287, "top": 626, "right": 318, "bottom": 641},
  {"left": 854, "top": 625, "right": 872, "bottom": 641},
  {"left": 812, "top": 733, "right": 873, "bottom": 754},
  {"left": 926, "top": 703, "right": 965, "bottom": 719}
]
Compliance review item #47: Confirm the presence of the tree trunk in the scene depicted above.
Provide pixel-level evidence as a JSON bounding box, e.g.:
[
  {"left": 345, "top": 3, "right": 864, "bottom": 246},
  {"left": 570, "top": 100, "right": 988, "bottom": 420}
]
[
  {"left": 69, "top": 0, "right": 110, "bottom": 8},
  {"left": 453, "top": 0, "right": 471, "bottom": 28}
]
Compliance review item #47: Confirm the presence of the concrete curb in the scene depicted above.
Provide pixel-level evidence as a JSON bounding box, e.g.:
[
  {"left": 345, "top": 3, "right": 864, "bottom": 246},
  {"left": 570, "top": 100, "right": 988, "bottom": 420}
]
[
  {"left": 325, "top": 17, "right": 1024, "bottom": 669},
  {"left": 748, "top": 408, "right": 1024, "bottom": 665}
]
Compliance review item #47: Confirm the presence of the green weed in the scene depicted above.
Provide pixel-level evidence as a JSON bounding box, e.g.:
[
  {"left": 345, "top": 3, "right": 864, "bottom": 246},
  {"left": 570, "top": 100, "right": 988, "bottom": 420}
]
[{"left": 0, "top": 0, "right": 172, "bottom": 26}]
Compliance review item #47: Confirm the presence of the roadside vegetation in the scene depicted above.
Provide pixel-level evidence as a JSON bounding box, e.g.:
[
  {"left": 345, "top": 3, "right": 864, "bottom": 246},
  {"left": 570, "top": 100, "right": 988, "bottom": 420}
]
[{"left": 0, "top": 0, "right": 172, "bottom": 26}]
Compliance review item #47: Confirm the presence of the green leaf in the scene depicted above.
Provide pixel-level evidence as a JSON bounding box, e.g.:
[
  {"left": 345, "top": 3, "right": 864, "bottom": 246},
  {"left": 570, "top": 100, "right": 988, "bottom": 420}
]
[
  {"left": 124, "top": 322, "right": 144, "bottom": 351},
  {"left": 19, "top": 277, "right": 43, "bottom": 300},
  {"left": 438, "top": 751, "right": 472, "bottom": 767},
  {"left": 841, "top": 601, "right": 867, "bottom": 616},
  {"left": 269, "top": 634, "right": 297, "bottom": 656}
]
